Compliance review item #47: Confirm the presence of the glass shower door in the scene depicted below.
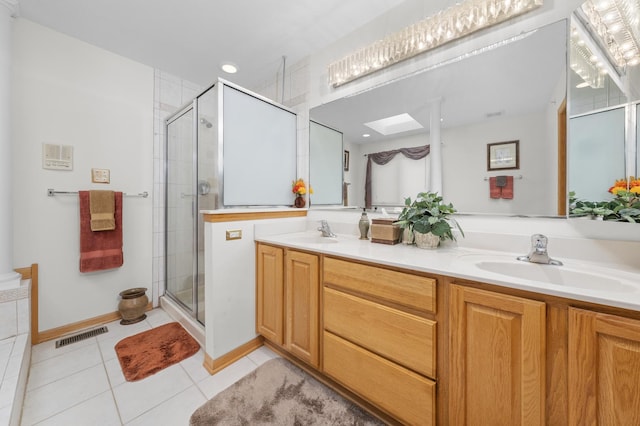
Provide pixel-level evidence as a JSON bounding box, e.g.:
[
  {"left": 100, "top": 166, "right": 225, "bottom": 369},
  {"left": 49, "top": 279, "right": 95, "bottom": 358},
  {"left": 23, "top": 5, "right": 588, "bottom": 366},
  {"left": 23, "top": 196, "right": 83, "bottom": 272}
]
[{"left": 166, "top": 107, "right": 197, "bottom": 315}]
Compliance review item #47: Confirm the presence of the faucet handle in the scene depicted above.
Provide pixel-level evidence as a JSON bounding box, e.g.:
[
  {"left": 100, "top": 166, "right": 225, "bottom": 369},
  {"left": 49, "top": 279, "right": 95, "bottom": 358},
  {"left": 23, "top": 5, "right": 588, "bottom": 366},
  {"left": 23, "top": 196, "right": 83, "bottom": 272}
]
[{"left": 531, "top": 234, "right": 548, "bottom": 250}]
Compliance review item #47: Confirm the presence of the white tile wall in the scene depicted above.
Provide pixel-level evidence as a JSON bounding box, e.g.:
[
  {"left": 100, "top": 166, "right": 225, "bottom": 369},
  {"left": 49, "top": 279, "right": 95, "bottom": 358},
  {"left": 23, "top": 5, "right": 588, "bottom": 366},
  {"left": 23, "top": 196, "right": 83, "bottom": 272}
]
[{"left": 152, "top": 69, "right": 203, "bottom": 309}]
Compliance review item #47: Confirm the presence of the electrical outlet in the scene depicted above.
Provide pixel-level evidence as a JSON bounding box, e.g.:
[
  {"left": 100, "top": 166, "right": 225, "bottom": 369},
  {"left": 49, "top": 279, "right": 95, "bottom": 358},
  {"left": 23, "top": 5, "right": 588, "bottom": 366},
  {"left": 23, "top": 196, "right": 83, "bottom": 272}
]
[{"left": 226, "top": 230, "right": 242, "bottom": 240}]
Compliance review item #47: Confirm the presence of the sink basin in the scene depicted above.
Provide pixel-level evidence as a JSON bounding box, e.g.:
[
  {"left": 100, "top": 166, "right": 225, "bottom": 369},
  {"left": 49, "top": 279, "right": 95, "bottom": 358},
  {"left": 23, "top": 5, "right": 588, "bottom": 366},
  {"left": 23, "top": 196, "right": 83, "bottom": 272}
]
[
  {"left": 289, "top": 236, "right": 339, "bottom": 245},
  {"left": 457, "top": 254, "right": 637, "bottom": 293}
]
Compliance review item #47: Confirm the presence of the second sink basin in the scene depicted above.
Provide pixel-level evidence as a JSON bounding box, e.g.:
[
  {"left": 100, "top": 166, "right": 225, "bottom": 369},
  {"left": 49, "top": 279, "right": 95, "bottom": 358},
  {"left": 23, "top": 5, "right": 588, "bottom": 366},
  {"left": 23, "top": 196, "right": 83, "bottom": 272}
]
[
  {"left": 457, "top": 254, "right": 637, "bottom": 293},
  {"left": 476, "top": 261, "right": 635, "bottom": 293}
]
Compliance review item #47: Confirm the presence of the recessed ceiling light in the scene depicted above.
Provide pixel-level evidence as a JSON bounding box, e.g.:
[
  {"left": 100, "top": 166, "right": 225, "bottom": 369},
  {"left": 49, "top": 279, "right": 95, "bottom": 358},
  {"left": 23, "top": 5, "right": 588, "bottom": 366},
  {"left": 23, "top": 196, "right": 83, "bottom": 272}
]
[
  {"left": 364, "top": 113, "right": 423, "bottom": 136},
  {"left": 221, "top": 63, "right": 238, "bottom": 74},
  {"left": 576, "top": 81, "right": 590, "bottom": 88},
  {"left": 362, "top": 133, "right": 370, "bottom": 138}
]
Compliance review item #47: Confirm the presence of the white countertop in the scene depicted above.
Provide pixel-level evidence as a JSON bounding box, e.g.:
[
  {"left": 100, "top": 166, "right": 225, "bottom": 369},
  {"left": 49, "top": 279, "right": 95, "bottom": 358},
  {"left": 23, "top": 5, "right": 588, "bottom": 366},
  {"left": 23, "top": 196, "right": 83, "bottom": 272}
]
[
  {"left": 201, "top": 207, "right": 303, "bottom": 214},
  {"left": 256, "top": 231, "right": 640, "bottom": 312}
]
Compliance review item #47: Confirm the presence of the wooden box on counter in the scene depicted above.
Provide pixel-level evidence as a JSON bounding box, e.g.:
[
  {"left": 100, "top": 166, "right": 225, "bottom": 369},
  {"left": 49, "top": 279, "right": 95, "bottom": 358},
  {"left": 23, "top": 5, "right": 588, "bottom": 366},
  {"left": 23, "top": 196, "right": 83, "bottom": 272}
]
[{"left": 370, "top": 218, "right": 400, "bottom": 245}]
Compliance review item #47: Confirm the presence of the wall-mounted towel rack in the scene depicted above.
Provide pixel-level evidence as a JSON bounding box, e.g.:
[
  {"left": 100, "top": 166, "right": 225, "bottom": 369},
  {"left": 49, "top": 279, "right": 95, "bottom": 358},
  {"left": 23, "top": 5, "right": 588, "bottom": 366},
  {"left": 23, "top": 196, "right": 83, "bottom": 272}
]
[
  {"left": 47, "top": 188, "right": 149, "bottom": 198},
  {"left": 483, "top": 175, "right": 523, "bottom": 181}
]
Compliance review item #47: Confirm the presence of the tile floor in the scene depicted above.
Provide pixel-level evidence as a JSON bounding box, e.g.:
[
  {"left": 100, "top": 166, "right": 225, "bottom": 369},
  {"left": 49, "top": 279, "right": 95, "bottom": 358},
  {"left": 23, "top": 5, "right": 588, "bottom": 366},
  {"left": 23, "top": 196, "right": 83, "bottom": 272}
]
[{"left": 20, "top": 308, "right": 279, "bottom": 425}]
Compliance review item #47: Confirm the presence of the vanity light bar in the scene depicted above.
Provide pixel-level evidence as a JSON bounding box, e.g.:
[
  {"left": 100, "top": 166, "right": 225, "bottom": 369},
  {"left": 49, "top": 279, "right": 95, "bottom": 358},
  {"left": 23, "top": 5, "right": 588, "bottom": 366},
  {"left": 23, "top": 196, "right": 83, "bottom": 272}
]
[
  {"left": 570, "top": 27, "right": 606, "bottom": 89},
  {"left": 327, "top": 0, "right": 543, "bottom": 88},
  {"left": 580, "top": 0, "right": 640, "bottom": 68}
]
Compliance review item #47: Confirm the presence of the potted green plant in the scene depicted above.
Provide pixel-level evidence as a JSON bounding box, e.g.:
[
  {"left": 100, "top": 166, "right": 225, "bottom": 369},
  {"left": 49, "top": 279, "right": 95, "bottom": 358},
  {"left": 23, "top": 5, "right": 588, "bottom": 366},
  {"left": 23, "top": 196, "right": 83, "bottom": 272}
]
[
  {"left": 570, "top": 177, "right": 640, "bottom": 222},
  {"left": 394, "top": 192, "right": 464, "bottom": 248}
]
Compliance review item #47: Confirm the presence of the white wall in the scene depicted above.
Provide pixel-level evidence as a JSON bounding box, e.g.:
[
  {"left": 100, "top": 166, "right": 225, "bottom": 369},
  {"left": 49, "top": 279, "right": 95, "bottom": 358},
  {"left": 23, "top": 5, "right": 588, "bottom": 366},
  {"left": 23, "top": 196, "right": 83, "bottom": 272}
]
[
  {"left": 205, "top": 216, "right": 307, "bottom": 359},
  {"left": 11, "top": 19, "right": 154, "bottom": 331}
]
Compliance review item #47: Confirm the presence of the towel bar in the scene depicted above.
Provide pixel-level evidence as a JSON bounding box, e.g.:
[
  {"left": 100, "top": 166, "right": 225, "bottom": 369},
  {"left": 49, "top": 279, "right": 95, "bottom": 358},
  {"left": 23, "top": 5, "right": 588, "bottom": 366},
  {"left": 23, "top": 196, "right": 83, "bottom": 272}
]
[
  {"left": 47, "top": 189, "right": 148, "bottom": 198},
  {"left": 483, "top": 175, "right": 523, "bottom": 181}
]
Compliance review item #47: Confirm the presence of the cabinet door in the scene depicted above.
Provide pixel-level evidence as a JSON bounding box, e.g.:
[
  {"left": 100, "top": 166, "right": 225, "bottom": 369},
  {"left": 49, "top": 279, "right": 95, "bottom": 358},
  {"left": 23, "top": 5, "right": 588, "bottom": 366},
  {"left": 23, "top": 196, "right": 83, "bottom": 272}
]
[
  {"left": 285, "top": 250, "right": 319, "bottom": 367},
  {"left": 256, "top": 244, "right": 284, "bottom": 345},
  {"left": 449, "top": 284, "right": 546, "bottom": 426},
  {"left": 568, "top": 308, "right": 640, "bottom": 425}
]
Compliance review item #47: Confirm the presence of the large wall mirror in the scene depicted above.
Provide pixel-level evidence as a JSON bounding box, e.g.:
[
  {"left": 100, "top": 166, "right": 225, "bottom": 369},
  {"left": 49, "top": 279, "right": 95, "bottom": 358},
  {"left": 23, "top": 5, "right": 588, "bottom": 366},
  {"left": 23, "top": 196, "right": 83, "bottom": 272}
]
[
  {"left": 568, "top": 3, "right": 640, "bottom": 221},
  {"left": 309, "top": 121, "right": 344, "bottom": 205},
  {"left": 309, "top": 1, "right": 640, "bottom": 220},
  {"left": 310, "top": 19, "right": 568, "bottom": 216}
]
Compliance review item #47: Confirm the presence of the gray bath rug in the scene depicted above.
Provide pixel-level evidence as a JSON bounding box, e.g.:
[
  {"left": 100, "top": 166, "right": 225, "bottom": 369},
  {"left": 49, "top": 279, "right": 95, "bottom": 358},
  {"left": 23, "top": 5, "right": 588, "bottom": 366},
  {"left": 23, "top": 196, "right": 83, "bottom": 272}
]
[{"left": 189, "top": 357, "right": 386, "bottom": 425}]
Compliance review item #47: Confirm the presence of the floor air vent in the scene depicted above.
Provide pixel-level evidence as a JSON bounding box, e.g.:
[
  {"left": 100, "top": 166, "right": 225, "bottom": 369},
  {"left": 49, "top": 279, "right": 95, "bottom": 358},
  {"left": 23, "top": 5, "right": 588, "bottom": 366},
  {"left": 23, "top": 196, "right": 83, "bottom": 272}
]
[{"left": 55, "top": 326, "right": 108, "bottom": 348}]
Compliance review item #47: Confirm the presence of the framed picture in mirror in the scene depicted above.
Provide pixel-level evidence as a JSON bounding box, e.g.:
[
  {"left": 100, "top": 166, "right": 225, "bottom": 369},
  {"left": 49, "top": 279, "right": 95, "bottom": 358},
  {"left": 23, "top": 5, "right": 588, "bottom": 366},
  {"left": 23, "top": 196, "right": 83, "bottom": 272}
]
[
  {"left": 487, "top": 140, "right": 519, "bottom": 171},
  {"left": 344, "top": 150, "right": 350, "bottom": 171}
]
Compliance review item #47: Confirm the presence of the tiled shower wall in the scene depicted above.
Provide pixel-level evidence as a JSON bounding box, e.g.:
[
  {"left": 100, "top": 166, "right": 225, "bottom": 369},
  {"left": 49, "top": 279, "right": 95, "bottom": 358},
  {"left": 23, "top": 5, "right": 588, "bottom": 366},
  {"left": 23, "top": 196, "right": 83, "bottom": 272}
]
[
  {"left": 152, "top": 70, "right": 203, "bottom": 308},
  {"left": 152, "top": 58, "right": 311, "bottom": 311}
]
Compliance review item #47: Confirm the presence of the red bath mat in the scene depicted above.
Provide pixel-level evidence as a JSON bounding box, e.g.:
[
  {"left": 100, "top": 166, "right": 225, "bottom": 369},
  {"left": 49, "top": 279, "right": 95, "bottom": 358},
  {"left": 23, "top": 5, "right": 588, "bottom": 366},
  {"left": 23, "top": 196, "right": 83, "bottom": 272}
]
[{"left": 115, "top": 322, "right": 200, "bottom": 381}]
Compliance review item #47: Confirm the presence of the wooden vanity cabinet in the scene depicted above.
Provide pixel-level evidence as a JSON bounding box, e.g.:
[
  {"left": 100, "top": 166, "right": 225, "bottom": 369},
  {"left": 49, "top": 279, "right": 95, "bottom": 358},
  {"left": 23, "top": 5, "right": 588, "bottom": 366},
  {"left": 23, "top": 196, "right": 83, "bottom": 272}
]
[
  {"left": 284, "top": 249, "right": 319, "bottom": 367},
  {"left": 568, "top": 307, "right": 640, "bottom": 425},
  {"left": 323, "top": 257, "right": 438, "bottom": 426},
  {"left": 256, "top": 243, "right": 284, "bottom": 344},
  {"left": 256, "top": 243, "right": 319, "bottom": 368},
  {"left": 258, "top": 242, "right": 640, "bottom": 425},
  {"left": 449, "top": 284, "right": 546, "bottom": 426}
]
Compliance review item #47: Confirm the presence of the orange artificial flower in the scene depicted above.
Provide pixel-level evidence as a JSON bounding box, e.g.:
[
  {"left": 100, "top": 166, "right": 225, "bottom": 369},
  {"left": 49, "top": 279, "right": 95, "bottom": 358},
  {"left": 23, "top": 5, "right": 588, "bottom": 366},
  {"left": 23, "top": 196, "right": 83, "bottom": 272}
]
[{"left": 292, "top": 179, "right": 308, "bottom": 196}]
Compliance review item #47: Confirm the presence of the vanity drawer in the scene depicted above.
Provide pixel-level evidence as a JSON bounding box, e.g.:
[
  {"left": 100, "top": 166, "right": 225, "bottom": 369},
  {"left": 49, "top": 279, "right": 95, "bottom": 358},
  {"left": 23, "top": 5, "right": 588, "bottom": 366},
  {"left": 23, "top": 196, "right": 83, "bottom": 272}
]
[
  {"left": 323, "top": 257, "right": 436, "bottom": 314},
  {"left": 324, "top": 287, "right": 436, "bottom": 378},
  {"left": 324, "top": 331, "right": 436, "bottom": 426}
]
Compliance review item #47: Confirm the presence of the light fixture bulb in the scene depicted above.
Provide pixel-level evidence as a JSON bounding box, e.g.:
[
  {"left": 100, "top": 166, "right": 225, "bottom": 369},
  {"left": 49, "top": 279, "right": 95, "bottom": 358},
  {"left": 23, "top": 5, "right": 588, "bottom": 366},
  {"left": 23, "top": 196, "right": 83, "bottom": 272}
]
[
  {"left": 221, "top": 63, "right": 238, "bottom": 74},
  {"left": 608, "top": 23, "right": 622, "bottom": 33},
  {"left": 362, "top": 134, "right": 371, "bottom": 138}
]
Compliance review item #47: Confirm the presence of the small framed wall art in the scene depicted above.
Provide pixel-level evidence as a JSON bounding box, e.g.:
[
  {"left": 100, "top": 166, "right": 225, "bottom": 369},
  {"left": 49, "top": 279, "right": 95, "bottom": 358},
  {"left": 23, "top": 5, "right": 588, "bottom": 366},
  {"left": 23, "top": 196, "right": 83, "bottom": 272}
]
[
  {"left": 344, "top": 150, "right": 350, "bottom": 172},
  {"left": 487, "top": 140, "right": 519, "bottom": 171}
]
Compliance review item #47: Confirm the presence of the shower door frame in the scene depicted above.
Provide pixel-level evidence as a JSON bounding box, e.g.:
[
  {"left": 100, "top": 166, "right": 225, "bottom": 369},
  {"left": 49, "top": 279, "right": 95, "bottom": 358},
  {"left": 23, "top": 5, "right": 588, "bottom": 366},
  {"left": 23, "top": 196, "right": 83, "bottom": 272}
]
[{"left": 164, "top": 100, "right": 201, "bottom": 323}]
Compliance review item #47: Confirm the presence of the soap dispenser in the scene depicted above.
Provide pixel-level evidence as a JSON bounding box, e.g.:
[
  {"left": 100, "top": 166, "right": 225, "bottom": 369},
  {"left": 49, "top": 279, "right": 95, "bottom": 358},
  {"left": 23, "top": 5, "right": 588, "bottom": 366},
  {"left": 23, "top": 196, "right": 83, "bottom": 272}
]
[{"left": 359, "top": 209, "right": 370, "bottom": 240}]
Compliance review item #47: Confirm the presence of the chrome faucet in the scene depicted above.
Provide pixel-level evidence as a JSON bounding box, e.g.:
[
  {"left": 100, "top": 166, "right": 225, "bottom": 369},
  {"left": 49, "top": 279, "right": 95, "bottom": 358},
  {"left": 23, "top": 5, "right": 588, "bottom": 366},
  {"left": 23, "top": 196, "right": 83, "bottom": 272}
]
[
  {"left": 317, "top": 220, "right": 336, "bottom": 238},
  {"left": 517, "top": 234, "right": 563, "bottom": 265}
]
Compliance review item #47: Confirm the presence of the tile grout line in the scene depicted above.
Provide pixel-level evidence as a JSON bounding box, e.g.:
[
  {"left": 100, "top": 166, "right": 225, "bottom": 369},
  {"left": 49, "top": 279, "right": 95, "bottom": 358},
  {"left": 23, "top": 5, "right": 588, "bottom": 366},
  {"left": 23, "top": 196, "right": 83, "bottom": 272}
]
[
  {"left": 22, "top": 362, "right": 112, "bottom": 425},
  {"left": 25, "top": 341, "right": 104, "bottom": 393},
  {"left": 97, "top": 332, "right": 125, "bottom": 426}
]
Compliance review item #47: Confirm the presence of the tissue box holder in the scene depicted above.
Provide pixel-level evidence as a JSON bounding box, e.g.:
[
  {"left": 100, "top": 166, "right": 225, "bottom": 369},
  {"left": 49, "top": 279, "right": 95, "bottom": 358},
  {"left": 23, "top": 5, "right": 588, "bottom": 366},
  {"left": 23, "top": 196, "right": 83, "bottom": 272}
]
[{"left": 370, "top": 218, "right": 400, "bottom": 245}]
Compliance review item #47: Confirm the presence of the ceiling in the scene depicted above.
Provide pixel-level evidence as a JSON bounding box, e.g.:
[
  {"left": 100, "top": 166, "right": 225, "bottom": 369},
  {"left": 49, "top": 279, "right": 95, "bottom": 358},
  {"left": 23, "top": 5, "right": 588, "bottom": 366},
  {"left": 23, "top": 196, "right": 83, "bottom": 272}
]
[
  {"left": 15, "top": 0, "right": 405, "bottom": 89},
  {"left": 310, "top": 21, "right": 567, "bottom": 144}
]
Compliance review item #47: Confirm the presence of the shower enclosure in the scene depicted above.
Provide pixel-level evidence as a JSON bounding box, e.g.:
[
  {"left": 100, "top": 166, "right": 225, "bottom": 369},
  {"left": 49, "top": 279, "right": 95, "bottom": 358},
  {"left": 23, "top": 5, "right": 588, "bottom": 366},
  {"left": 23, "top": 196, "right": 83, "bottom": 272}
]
[
  {"left": 165, "top": 86, "right": 217, "bottom": 325},
  {"left": 164, "top": 79, "right": 297, "bottom": 326}
]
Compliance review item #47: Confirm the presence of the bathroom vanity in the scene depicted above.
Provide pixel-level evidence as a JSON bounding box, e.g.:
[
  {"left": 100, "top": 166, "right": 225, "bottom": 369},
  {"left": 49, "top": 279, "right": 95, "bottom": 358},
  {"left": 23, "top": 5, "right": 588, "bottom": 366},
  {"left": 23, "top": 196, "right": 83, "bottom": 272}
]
[{"left": 255, "top": 233, "right": 640, "bottom": 425}]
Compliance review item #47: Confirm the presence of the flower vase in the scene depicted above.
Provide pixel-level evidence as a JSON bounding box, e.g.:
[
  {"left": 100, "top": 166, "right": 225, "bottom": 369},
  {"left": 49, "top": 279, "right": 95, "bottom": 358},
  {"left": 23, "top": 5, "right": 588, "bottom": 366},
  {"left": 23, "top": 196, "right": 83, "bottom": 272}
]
[
  {"left": 294, "top": 195, "right": 306, "bottom": 208},
  {"left": 402, "top": 227, "right": 414, "bottom": 245},
  {"left": 414, "top": 231, "right": 440, "bottom": 249}
]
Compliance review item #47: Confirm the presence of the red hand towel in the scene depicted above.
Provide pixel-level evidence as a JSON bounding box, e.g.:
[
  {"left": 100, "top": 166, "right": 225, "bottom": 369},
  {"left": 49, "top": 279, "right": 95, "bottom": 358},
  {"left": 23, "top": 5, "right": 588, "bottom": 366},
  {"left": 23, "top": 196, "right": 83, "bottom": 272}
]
[
  {"left": 79, "top": 191, "right": 123, "bottom": 272},
  {"left": 501, "top": 176, "right": 514, "bottom": 199},
  {"left": 489, "top": 177, "right": 501, "bottom": 199}
]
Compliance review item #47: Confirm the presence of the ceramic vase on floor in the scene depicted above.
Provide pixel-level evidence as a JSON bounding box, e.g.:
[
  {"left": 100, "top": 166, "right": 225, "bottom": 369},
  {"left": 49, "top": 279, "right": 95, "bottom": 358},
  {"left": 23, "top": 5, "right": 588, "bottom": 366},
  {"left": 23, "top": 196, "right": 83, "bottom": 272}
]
[
  {"left": 414, "top": 231, "right": 440, "bottom": 249},
  {"left": 118, "top": 287, "right": 148, "bottom": 324}
]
